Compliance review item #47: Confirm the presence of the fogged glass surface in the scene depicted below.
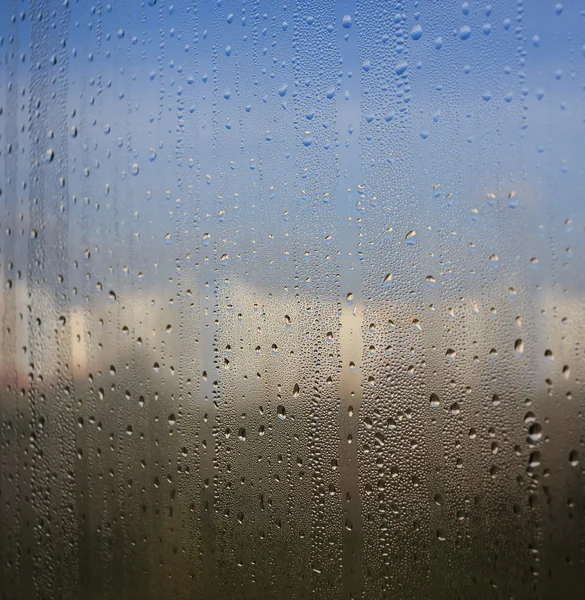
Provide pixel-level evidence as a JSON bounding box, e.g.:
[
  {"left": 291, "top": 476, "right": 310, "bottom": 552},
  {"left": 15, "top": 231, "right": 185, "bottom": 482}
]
[{"left": 1, "top": 1, "right": 584, "bottom": 598}]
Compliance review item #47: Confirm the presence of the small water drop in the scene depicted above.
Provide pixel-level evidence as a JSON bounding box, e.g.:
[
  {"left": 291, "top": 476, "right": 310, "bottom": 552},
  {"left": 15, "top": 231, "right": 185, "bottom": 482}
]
[
  {"left": 395, "top": 60, "right": 408, "bottom": 76},
  {"left": 410, "top": 24, "right": 423, "bottom": 40},
  {"left": 342, "top": 15, "right": 352, "bottom": 29},
  {"left": 507, "top": 190, "right": 519, "bottom": 208},
  {"left": 528, "top": 422, "right": 542, "bottom": 443},
  {"left": 459, "top": 25, "right": 471, "bottom": 40},
  {"left": 405, "top": 230, "right": 416, "bottom": 245}
]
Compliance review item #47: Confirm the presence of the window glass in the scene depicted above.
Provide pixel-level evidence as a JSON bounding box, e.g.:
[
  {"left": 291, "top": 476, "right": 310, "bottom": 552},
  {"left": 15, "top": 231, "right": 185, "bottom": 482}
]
[{"left": 1, "top": 1, "right": 584, "bottom": 598}]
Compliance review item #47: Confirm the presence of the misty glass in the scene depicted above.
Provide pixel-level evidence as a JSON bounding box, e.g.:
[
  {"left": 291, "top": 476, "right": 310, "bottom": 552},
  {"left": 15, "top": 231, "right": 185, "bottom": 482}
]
[{"left": 1, "top": 1, "right": 584, "bottom": 599}]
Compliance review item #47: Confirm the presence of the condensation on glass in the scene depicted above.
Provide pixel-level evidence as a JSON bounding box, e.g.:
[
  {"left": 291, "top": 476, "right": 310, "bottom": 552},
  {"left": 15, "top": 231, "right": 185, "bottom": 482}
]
[{"left": 1, "top": 1, "right": 584, "bottom": 598}]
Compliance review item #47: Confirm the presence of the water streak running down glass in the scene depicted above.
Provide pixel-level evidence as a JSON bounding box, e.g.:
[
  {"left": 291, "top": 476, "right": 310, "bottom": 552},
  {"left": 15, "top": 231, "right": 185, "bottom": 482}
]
[{"left": 1, "top": 1, "right": 584, "bottom": 598}]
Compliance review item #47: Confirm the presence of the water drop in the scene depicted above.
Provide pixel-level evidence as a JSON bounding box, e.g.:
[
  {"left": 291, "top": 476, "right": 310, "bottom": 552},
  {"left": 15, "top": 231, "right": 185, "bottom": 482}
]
[
  {"left": 528, "top": 423, "right": 542, "bottom": 443},
  {"left": 411, "top": 24, "right": 423, "bottom": 40},
  {"left": 395, "top": 60, "right": 408, "bottom": 76},
  {"left": 459, "top": 25, "right": 471, "bottom": 40}
]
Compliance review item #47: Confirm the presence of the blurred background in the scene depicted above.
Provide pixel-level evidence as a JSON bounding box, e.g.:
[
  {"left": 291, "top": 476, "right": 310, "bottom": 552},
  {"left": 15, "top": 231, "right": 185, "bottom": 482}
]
[{"left": 1, "top": 0, "right": 584, "bottom": 598}]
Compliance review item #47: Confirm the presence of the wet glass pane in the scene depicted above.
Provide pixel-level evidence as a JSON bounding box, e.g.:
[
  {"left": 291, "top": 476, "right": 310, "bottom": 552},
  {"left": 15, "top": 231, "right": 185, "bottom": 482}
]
[{"left": 1, "top": 1, "right": 584, "bottom": 598}]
